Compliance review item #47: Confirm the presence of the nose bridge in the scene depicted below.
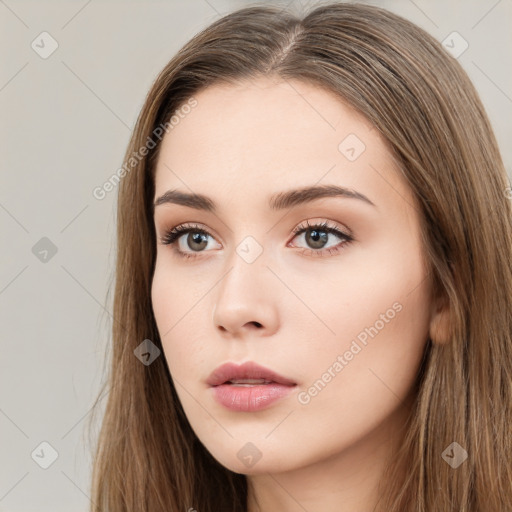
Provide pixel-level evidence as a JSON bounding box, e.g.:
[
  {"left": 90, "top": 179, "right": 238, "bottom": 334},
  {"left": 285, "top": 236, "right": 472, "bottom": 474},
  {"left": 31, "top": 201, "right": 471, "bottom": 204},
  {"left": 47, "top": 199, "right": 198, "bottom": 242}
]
[
  {"left": 212, "top": 234, "right": 279, "bottom": 334},
  {"left": 217, "top": 234, "right": 269, "bottom": 307}
]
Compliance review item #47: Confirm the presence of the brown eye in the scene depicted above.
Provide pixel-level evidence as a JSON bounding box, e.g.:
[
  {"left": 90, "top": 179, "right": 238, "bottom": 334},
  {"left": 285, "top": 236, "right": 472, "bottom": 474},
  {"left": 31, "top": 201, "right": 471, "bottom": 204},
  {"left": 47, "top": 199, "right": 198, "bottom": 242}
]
[
  {"left": 161, "top": 228, "right": 212, "bottom": 250},
  {"left": 159, "top": 223, "right": 220, "bottom": 260},
  {"left": 185, "top": 231, "right": 209, "bottom": 252},
  {"left": 303, "top": 228, "right": 329, "bottom": 249},
  {"left": 290, "top": 220, "right": 353, "bottom": 256}
]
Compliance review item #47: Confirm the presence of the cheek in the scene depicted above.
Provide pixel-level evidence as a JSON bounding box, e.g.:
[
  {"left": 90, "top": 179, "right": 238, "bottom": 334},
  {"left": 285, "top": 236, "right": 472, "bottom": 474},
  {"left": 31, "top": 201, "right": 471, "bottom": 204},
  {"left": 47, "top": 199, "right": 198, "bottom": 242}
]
[
  {"left": 151, "top": 262, "right": 185, "bottom": 366},
  {"left": 297, "top": 238, "right": 431, "bottom": 421},
  {"left": 151, "top": 260, "right": 209, "bottom": 378},
  {"left": 151, "top": 261, "right": 175, "bottom": 335}
]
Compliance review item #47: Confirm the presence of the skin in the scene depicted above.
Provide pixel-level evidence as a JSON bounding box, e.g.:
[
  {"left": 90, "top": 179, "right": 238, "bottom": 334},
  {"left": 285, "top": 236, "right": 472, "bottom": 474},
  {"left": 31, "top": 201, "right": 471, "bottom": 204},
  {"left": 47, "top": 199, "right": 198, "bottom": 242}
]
[{"left": 151, "top": 76, "right": 448, "bottom": 512}]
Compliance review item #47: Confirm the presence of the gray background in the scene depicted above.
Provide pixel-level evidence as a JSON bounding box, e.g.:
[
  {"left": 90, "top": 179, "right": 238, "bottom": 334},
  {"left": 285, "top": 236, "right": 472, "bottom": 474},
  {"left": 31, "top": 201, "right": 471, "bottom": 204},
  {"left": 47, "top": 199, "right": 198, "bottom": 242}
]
[{"left": 1, "top": 0, "right": 510, "bottom": 510}]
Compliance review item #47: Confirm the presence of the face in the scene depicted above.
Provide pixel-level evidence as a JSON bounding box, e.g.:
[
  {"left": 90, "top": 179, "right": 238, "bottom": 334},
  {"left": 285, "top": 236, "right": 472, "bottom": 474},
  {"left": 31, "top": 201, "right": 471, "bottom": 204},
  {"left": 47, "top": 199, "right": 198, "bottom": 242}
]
[{"left": 151, "top": 76, "right": 434, "bottom": 475}]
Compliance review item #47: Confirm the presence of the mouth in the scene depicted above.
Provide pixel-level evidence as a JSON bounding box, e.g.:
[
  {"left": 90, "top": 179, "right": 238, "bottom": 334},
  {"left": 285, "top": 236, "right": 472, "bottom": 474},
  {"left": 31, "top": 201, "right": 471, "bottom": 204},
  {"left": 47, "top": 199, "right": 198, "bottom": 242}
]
[
  {"left": 207, "top": 361, "right": 297, "bottom": 412},
  {"left": 207, "top": 361, "right": 297, "bottom": 387},
  {"left": 224, "top": 378, "right": 274, "bottom": 387}
]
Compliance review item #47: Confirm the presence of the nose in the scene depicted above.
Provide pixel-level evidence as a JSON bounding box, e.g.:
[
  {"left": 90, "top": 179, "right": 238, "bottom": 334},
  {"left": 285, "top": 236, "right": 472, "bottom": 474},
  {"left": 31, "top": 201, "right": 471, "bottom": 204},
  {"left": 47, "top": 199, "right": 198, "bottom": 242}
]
[{"left": 212, "top": 252, "right": 280, "bottom": 338}]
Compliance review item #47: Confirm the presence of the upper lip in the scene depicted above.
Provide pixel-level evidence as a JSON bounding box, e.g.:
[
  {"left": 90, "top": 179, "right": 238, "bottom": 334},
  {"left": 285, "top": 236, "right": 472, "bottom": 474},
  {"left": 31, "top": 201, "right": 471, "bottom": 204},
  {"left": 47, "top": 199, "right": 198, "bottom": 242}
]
[{"left": 207, "top": 361, "right": 297, "bottom": 387}]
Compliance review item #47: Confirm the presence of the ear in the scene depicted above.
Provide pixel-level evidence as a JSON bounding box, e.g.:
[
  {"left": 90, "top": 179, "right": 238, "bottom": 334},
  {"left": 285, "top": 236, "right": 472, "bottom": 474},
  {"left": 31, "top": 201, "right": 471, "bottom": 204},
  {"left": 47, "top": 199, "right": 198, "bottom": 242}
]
[{"left": 429, "top": 295, "right": 451, "bottom": 345}]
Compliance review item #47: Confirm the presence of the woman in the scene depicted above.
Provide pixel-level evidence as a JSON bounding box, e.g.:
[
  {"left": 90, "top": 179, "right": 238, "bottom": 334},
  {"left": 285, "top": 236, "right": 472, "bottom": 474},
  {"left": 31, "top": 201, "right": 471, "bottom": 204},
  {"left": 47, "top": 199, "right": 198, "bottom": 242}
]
[{"left": 88, "top": 2, "right": 512, "bottom": 511}]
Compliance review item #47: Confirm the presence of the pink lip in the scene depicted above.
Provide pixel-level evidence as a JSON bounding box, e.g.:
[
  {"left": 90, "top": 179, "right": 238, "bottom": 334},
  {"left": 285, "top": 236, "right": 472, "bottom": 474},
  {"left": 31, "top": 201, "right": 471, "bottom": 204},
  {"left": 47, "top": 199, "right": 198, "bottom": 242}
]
[
  {"left": 207, "top": 361, "right": 297, "bottom": 412},
  {"left": 207, "top": 361, "right": 296, "bottom": 387}
]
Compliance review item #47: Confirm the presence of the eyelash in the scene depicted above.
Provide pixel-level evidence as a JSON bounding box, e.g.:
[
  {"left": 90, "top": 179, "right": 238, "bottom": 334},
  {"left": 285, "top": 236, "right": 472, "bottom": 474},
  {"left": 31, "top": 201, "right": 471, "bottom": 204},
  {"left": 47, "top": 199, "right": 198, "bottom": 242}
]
[{"left": 158, "top": 219, "right": 354, "bottom": 260}]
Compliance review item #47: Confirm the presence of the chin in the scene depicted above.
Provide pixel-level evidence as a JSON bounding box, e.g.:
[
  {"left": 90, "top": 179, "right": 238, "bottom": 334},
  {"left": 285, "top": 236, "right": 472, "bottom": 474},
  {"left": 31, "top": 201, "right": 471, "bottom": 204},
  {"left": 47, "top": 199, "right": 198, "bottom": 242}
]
[{"left": 204, "top": 442, "right": 298, "bottom": 475}]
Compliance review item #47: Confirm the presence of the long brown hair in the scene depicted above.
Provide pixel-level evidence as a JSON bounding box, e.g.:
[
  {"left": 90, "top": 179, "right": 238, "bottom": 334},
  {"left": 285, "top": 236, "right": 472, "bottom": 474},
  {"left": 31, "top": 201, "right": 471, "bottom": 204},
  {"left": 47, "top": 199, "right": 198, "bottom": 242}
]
[{"left": 88, "top": 2, "right": 512, "bottom": 510}]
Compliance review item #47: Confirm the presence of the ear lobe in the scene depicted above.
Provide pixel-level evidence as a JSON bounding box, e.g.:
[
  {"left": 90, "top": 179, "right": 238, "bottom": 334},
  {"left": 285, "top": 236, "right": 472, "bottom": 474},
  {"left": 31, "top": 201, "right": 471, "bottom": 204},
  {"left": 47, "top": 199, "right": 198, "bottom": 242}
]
[{"left": 429, "top": 297, "right": 451, "bottom": 345}]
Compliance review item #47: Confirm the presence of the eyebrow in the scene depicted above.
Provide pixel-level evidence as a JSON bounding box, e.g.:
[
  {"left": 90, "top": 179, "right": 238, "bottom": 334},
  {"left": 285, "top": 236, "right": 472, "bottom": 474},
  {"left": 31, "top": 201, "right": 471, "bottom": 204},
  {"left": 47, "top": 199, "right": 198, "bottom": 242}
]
[{"left": 153, "top": 184, "right": 376, "bottom": 213}]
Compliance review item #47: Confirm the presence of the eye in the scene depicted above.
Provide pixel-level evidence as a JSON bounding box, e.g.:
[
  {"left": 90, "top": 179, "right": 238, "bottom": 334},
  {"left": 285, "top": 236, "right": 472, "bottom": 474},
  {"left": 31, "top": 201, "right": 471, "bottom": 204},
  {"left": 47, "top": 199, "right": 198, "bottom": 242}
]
[
  {"left": 158, "top": 219, "right": 354, "bottom": 260},
  {"left": 289, "top": 219, "right": 354, "bottom": 258},
  {"left": 158, "top": 223, "right": 220, "bottom": 260}
]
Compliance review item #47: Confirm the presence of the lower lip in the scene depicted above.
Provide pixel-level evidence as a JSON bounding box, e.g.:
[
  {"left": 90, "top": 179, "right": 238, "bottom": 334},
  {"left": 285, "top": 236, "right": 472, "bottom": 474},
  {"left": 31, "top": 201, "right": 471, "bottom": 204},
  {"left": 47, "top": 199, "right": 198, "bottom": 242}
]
[{"left": 210, "top": 383, "right": 296, "bottom": 412}]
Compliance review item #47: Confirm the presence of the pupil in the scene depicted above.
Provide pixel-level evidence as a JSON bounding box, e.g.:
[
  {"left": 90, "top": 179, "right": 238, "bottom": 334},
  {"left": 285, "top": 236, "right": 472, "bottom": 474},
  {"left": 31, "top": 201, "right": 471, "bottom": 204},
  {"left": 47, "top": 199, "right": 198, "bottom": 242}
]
[
  {"left": 308, "top": 229, "right": 327, "bottom": 249},
  {"left": 189, "top": 232, "right": 208, "bottom": 251}
]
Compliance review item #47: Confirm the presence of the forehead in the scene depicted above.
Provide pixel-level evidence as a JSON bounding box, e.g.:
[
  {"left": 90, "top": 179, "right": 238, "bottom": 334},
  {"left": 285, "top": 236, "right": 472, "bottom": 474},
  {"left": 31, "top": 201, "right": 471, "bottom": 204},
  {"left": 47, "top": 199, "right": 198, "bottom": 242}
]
[
  {"left": 153, "top": 77, "right": 415, "bottom": 214},
  {"left": 160, "top": 77, "right": 377, "bottom": 153}
]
